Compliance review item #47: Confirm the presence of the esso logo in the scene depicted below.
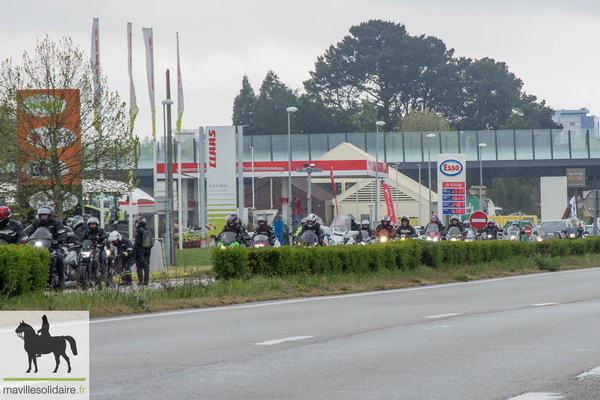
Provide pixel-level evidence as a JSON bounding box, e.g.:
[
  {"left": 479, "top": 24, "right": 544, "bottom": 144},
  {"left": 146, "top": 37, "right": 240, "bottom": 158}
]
[{"left": 440, "top": 159, "right": 463, "bottom": 176}]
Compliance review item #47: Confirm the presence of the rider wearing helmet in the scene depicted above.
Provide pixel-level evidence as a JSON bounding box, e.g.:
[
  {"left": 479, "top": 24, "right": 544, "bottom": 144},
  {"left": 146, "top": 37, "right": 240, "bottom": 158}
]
[
  {"left": 295, "top": 217, "right": 307, "bottom": 236},
  {"left": 348, "top": 214, "right": 361, "bottom": 231},
  {"left": 360, "top": 219, "right": 373, "bottom": 237},
  {"left": 298, "top": 213, "right": 325, "bottom": 245},
  {"left": 108, "top": 231, "right": 135, "bottom": 286},
  {"left": 217, "top": 213, "right": 248, "bottom": 243},
  {"left": 483, "top": 218, "right": 502, "bottom": 239},
  {"left": 0, "top": 206, "right": 25, "bottom": 244},
  {"left": 448, "top": 215, "right": 466, "bottom": 233},
  {"left": 375, "top": 215, "right": 396, "bottom": 238},
  {"left": 71, "top": 215, "right": 87, "bottom": 244},
  {"left": 82, "top": 216, "right": 108, "bottom": 266},
  {"left": 24, "top": 205, "right": 68, "bottom": 285},
  {"left": 430, "top": 213, "right": 445, "bottom": 232},
  {"left": 253, "top": 216, "right": 277, "bottom": 246},
  {"left": 134, "top": 216, "right": 152, "bottom": 285},
  {"left": 395, "top": 215, "right": 417, "bottom": 238}
]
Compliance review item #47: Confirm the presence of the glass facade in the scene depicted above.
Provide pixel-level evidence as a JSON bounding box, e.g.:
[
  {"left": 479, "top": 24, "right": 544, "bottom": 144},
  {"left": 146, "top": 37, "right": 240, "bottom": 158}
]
[{"left": 136, "top": 128, "right": 600, "bottom": 167}]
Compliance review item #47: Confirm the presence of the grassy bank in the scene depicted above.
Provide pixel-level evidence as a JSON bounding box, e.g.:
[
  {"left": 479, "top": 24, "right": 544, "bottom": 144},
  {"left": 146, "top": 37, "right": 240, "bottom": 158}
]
[{"left": 1, "top": 253, "right": 598, "bottom": 318}]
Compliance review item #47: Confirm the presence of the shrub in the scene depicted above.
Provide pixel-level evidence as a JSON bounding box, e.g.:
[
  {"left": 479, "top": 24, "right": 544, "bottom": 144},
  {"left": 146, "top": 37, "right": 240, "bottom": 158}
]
[{"left": 0, "top": 245, "right": 51, "bottom": 296}]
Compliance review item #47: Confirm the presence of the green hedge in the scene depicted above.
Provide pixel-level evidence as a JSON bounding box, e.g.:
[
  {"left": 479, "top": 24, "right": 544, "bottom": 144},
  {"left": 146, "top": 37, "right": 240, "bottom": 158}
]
[{"left": 0, "top": 245, "right": 51, "bottom": 296}]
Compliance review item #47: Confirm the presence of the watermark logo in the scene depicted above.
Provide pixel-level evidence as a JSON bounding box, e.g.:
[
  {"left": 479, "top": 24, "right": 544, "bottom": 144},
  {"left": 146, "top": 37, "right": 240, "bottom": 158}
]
[{"left": 1, "top": 311, "right": 89, "bottom": 399}]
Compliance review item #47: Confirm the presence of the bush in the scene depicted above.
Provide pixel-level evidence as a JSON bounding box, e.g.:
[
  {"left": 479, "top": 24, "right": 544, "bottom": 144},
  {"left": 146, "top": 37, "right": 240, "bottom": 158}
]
[
  {"left": 532, "top": 254, "right": 561, "bottom": 271},
  {"left": 0, "top": 245, "right": 51, "bottom": 296}
]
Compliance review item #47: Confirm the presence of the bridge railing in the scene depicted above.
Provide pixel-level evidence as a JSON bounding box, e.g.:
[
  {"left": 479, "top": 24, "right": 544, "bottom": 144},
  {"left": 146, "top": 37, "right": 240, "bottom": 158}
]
[{"left": 135, "top": 128, "right": 600, "bottom": 169}]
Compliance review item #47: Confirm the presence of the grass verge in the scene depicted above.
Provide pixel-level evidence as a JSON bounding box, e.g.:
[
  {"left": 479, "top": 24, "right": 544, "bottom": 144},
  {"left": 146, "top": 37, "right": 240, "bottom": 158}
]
[{"left": 1, "top": 254, "right": 597, "bottom": 318}]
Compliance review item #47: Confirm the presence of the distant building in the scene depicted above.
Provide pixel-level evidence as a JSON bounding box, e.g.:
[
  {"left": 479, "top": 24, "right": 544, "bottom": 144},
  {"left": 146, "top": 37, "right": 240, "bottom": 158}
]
[{"left": 552, "top": 108, "right": 599, "bottom": 131}]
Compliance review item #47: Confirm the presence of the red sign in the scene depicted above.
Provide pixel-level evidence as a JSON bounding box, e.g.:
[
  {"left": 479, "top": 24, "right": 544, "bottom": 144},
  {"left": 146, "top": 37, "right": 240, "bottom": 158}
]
[
  {"left": 523, "top": 225, "right": 533, "bottom": 237},
  {"left": 381, "top": 183, "right": 396, "bottom": 226},
  {"left": 442, "top": 182, "right": 465, "bottom": 188},
  {"left": 469, "top": 211, "right": 488, "bottom": 230}
]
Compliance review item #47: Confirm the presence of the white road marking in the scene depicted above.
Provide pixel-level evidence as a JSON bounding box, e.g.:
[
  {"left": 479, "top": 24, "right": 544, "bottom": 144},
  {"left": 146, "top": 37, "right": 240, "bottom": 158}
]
[
  {"left": 532, "top": 303, "right": 558, "bottom": 307},
  {"left": 577, "top": 365, "right": 600, "bottom": 379},
  {"left": 472, "top": 218, "right": 487, "bottom": 223},
  {"left": 507, "top": 393, "right": 564, "bottom": 399},
  {"left": 256, "top": 336, "right": 314, "bottom": 345},
  {"left": 88, "top": 267, "right": 600, "bottom": 325},
  {"left": 424, "top": 313, "right": 461, "bottom": 319}
]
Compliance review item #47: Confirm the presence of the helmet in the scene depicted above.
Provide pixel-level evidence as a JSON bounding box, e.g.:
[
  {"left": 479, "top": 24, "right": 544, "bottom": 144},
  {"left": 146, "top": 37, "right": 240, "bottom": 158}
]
[
  {"left": 63, "top": 226, "right": 74, "bottom": 238},
  {"left": 226, "top": 213, "right": 238, "bottom": 227},
  {"left": 72, "top": 215, "right": 85, "bottom": 230},
  {"left": 451, "top": 215, "right": 460, "bottom": 223},
  {"left": 401, "top": 215, "right": 410, "bottom": 223},
  {"left": 306, "top": 213, "right": 317, "bottom": 227},
  {"left": 257, "top": 216, "right": 267, "bottom": 228},
  {"left": 135, "top": 216, "right": 147, "bottom": 228},
  {"left": 488, "top": 219, "right": 495, "bottom": 226},
  {"left": 108, "top": 231, "right": 122, "bottom": 243},
  {"left": 66, "top": 217, "right": 73, "bottom": 226},
  {"left": 348, "top": 214, "right": 355, "bottom": 222},
  {"left": 430, "top": 214, "right": 437, "bottom": 222},
  {"left": 381, "top": 215, "right": 391, "bottom": 227},
  {"left": 463, "top": 220, "right": 470, "bottom": 227},
  {"left": 37, "top": 205, "right": 53, "bottom": 226},
  {"left": 512, "top": 220, "right": 519, "bottom": 226},
  {"left": 361, "top": 219, "right": 370, "bottom": 228},
  {"left": 301, "top": 217, "right": 307, "bottom": 225},
  {"left": 0, "top": 206, "right": 10, "bottom": 222},
  {"left": 87, "top": 216, "right": 99, "bottom": 232}
]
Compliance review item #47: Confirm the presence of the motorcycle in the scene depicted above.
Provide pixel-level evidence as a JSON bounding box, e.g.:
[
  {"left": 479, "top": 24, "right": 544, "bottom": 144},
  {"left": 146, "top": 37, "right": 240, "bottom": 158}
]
[
  {"left": 357, "top": 229, "right": 372, "bottom": 245},
  {"left": 506, "top": 226, "right": 521, "bottom": 241},
  {"left": 26, "top": 227, "right": 64, "bottom": 290},
  {"left": 103, "top": 242, "right": 117, "bottom": 286},
  {"left": 464, "top": 228, "right": 476, "bottom": 242},
  {"left": 295, "top": 230, "right": 321, "bottom": 247},
  {"left": 373, "top": 228, "right": 393, "bottom": 244},
  {"left": 78, "top": 239, "right": 107, "bottom": 289},
  {"left": 328, "top": 215, "right": 360, "bottom": 246},
  {"left": 62, "top": 243, "right": 80, "bottom": 288},
  {"left": 250, "top": 234, "right": 271, "bottom": 248},
  {"left": 217, "top": 231, "right": 243, "bottom": 249},
  {"left": 445, "top": 226, "right": 463, "bottom": 242},
  {"left": 422, "top": 223, "right": 441, "bottom": 242},
  {"left": 564, "top": 226, "right": 581, "bottom": 240}
]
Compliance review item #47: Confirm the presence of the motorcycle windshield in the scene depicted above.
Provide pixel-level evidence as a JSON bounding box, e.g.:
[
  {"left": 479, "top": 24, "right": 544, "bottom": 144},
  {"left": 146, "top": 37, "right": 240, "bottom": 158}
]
[
  {"left": 507, "top": 227, "right": 520, "bottom": 235},
  {"left": 81, "top": 239, "right": 94, "bottom": 251},
  {"left": 300, "top": 230, "right": 318, "bottom": 244},
  {"left": 447, "top": 226, "right": 461, "bottom": 238},
  {"left": 330, "top": 215, "right": 352, "bottom": 233},
  {"left": 27, "top": 227, "right": 53, "bottom": 249},
  {"left": 221, "top": 232, "right": 238, "bottom": 246},
  {"left": 425, "top": 223, "right": 439, "bottom": 235},
  {"left": 378, "top": 229, "right": 390, "bottom": 236},
  {"left": 360, "top": 230, "right": 370, "bottom": 239},
  {"left": 253, "top": 234, "right": 269, "bottom": 243}
]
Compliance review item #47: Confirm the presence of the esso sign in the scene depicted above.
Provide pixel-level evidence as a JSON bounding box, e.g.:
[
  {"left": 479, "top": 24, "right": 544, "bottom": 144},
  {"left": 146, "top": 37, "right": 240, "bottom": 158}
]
[{"left": 440, "top": 159, "right": 463, "bottom": 176}]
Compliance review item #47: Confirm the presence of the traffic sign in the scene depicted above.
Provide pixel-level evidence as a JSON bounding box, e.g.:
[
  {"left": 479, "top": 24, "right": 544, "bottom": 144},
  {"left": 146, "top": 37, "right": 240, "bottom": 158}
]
[
  {"left": 585, "top": 190, "right": 600, "bottom": 218},
  {"left": 523, "top": 225, "right": 533, "bottom": 237},
  {"left": 470, "top": 211, "right": 488, "bottom": 230}
]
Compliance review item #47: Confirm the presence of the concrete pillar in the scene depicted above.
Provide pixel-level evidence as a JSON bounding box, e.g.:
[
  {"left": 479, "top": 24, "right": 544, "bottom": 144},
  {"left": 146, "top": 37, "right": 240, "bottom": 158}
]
[
  {"left": 181, "top": 178, "right": 188, "bottom": 229},
  {"left": 281, "top": 176, "right": 290, "bottom": 225}
]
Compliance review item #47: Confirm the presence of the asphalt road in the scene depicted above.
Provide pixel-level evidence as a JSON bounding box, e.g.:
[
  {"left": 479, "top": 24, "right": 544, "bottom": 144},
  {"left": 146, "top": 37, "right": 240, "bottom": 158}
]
[{"left": 90, "top": 268, "right": 600, "bottom": 399}]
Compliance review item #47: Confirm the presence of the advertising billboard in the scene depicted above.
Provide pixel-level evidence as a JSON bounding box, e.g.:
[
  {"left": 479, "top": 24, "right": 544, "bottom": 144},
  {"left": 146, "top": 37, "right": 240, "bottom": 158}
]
[
  {"left": 437, "top": 154, "right": 466, "bottom": 217},
  {"left": 206, "top": 126, "right": 237, "bottom": 231}
]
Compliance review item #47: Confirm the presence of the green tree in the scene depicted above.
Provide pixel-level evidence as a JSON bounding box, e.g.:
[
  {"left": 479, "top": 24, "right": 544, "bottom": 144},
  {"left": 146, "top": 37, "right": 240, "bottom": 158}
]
[
  {"left": 399, "top": 109, "right": 450, "bottom": 132},
  {"left": 296, "top": 94, "right": 353, "bottom": 134},
  {"left": 232, "top": 75, "right": 256, "bottom": 134},
  {"left": 0, "top": 37, "right": 138, "bottom": 221},
  {"left": 252, "top": 71, "right": 298, "bottom": 135},
  {"left": 489, "top": 177, "right": 539, "bottom": 215},
  {"left": 352, "top": 99, "right": 378, "bottom": 132}
]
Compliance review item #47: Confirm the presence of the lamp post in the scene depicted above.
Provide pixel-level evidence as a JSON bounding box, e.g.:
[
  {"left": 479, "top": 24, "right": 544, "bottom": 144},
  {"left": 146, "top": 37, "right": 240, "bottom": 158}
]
[
  {"left": 417, "top": 163, "right": 422, "bottom": 226},
  {"left": 426, "top": 133, "right": 436, "bottom": 217},
  {"left": 375, "top": 121, "right": 385, "bottom": 223},
  {"left": 297, "top": 163, "right": 322, "bottom": 215},
  {"left": 249, "top": 146, "right": 255, "bottom": 210},
  {"left": 162, "top": 98, "right": 174, "bottom": 267},
  {"left": 286, "top": 106, "right": 297, "bottom": 245},
  {"left": 368, "top": 203, "right": 375, "bottom": 229},
  {"left": 478, "top": 143, "right": 487, "bottom": 211}
]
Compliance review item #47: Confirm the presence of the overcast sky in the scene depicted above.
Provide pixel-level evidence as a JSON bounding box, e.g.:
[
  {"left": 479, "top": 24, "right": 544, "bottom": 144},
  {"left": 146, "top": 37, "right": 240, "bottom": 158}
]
[{"left": 3, "top": 0, "right": 599, "bottom": 138}]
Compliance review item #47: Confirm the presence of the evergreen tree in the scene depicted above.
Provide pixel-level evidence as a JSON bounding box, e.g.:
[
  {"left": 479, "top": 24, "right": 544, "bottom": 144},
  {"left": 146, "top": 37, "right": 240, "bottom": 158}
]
[{"left": 232, "top": 75, "right": 256, "bottom": 134}]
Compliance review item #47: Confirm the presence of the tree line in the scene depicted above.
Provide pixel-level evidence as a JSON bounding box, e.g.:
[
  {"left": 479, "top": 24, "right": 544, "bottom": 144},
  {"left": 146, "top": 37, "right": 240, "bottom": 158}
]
[{"left": 233, "top": 20, "right": 559, "bottom": 136}]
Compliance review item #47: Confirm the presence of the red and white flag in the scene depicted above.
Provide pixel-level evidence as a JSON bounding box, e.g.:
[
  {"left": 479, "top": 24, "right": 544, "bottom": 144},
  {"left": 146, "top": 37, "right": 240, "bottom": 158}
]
[
  {"left": 330, "top": 167, "right": 339, "bottom": 215},
  {"left": 381, "top": 183, "right": 396, "bottom": 225}
]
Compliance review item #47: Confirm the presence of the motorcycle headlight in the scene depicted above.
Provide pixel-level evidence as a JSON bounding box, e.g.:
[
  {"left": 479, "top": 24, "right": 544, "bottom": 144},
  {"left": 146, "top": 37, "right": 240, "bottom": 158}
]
[
  {"left": 426, "top": 237, "right": 432, "bottom": 241},
  {"left": 81, "top": 251, "right": 92, "bottom": 258},
  {"left": 35, "top": 241, "right": 44, "bottom": 247},
  {"left": 450, "top": 238, "right": 456, "bottom": 242},
  {"left": 401, "top": 236, "right": 406, "bottom": 241},
  {"left": 255, "top": 243, "right": 264, "bottom": 248},
  {"left": 569, "top": 233, "right": 576, "bottom": 238},
  {"left": 220, "top": 246, "right": 226, "bottom": 250},
  {"left": 105, "top": 249, "right": 112, "bottom": 256},
  {"left": 510, "top": 236, "right": 516, "bottom": 240},
  {"left": 487, "top": 234, "right": 492, "bottom": 239},
  {"left": 381, "top": 237, "right": 388, "bottom": 243},
  {"left": 536, "top": 237, "right": 543, "bottom": 242},
  {"left": 433, "top": 237, "right": 439, "bottom": 242}
]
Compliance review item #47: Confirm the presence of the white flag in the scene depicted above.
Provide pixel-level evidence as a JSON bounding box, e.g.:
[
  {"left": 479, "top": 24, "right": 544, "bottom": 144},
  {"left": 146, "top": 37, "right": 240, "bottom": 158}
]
[
  {"left": 143, "top": 27, "right": 156, "bottom": 138},
  {"left": 91, "top": 18, "right": 101, "bottom": 129},
  {"left": 569, "top": 196, "right": 576, "bottom": 218},
  {"left": 127, "top": 23, "right": 139, "bottom": 134},
  {"left": 176, "top": 32, "right": 185, "bottom": 139}
]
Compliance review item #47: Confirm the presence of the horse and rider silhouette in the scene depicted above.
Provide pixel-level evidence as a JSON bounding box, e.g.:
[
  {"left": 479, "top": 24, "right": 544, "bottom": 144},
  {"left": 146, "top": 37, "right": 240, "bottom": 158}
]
[{"left": 15, "top": 315, "right": 78, "bottom": 373}]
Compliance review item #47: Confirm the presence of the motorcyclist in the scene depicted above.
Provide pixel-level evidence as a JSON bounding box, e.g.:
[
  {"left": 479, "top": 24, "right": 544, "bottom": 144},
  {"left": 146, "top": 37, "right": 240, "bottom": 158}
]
[
  {"left": 448, "top": 215, "right": 466, "bottom": 233},
  {"left": 482, "top": 219, "right": 502, "bottom": 239},
  {"left": 395, "top": 215, "right": 417, "bottom": 238},
  {"left": 294, "top": 217, "right": 307, "bottom": 236},
  {"left": 462, "top": 220, "right": 476, "bottom": 240},
  {"left": 298, "top": 213, "right": 325, "bottom": 245},
  {"left": 253, "top": 216, "right": 277, "bottom": 246},
  {"left": 107, "top": 231, "right": 135, "bottom": 286},
  {"left": 24, "top": 205, "right": 68, "bottom": 285},
  {"left": 430, "top": 214, "right": 445, "bottom": 232},
  {"left": 134, "top": 216, "right": 152, "bottom": 285},
  {"left": 217, "top": 213, "right": 248, "bottom": 244},
  {"left": 81, "top": 216, "right": 108, "bottom": 266},
  {"left": 565, "top": 218, "right": 584, "bottom": 238},
  {"left": 0, "top": 206, "right": 25, "bottom": 244},
  {"left": 360, "top": 219, "right": 374, "bottom": 237},
  {"left": 71, "top": 215, "right": 87, "bottom": 245},
  {"left": 374, "top": 215, "right": 396, "bottom": 239},
  {"left": 348, "top": 214, "right": 361, "bottom": 231}
]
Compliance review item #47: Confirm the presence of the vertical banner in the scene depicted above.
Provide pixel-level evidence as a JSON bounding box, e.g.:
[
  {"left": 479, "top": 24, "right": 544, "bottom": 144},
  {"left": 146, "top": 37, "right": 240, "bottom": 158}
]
[
  {"left": 176, "top": 32, "right": 185, "bottom": 138},
  {"left": 91, "top": 18, "right": 100, "bottom": 130},
  {"left": 437, "top": 154, "right": 466, "bottom": 218},
  {"left": 206, "top": 126, "right": 237, "bottom": 231},
  {"left": 330, "top": 166, "right": 339, "bottom": 215},
  {"left": 127, "top": 22, "right": 139, "bottom": 134},
  {"left": 142, "top": 28, "right": 156, "bottom": 138},
  {"left": 381, "top": 183, "right": 396, "bottom": 225}
]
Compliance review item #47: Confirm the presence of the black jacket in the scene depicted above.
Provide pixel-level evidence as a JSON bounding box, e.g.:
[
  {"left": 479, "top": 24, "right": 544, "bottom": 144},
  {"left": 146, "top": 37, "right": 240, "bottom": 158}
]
[
  {"left": 350, "top": 221, "right": 361, "bottom": 231},
  {"left": 299, "top": 223, "right": 325, "bottom": 240},
  {"left": 254, "top": 225, "right": 276, "bottom": 240},
  {"left": 73, "top": 225, "right": 87, "bottom": 245},
  {"left": 134, "top": 225, "right": 151, "bottom": 253},
  {"left": 448, "top": 221, "right": 466, "bottom": 233},
  {"left": 396, "top": 223, "right": 417, "bottom": 237},
  {"left": 0, "top": 219, "right": 25, "bottom": 244},
  {"left": 82, "top": 227, "right": 107, "bottom": 246},
  {"left": 25, "top": 218, "right": 67, "bottom": 243},
  {"left": 219, "top": 224, "right": 247, "bottom": 242},
  {"left": 114, "top": 238, "right": 136, "bottom": 267}
]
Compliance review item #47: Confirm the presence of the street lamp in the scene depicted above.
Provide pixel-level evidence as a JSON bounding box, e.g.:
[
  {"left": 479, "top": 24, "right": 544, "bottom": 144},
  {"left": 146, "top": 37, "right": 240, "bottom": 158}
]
[
  {"left": 417, "top": 163, "right": 422, "bottom": 226},
  {"left": 161, "top": 98, "right": 174, "bottom": 267},
  {"left": 297, "top": 163, "right": 322, "bottom": 215},
  {"left": 393, "top": 163, "right": 400, "bottom": 224},
  {"left": 286, "top": 106, "right": 297, "bottom": 245},
  {"left": 368, "top": 203, "right": 375, "bottom": 229},
  {"left": 375, "top": 121, "right": 385, "bottom": 223},
  {"left": 426, "top": 133, "right": 436, "bottom": 217},
  {"left": 249, "top": 146, "right": 255, "bottom": 211},
  {"left": 478, "top": 143, "right": 487, "bottom": 211}
]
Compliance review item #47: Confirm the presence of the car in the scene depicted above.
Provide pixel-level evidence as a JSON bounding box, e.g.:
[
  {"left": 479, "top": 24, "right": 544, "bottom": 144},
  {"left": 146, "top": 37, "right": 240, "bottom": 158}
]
[{"left": 532, "top": 219, "right": 584, "bottom": 241}]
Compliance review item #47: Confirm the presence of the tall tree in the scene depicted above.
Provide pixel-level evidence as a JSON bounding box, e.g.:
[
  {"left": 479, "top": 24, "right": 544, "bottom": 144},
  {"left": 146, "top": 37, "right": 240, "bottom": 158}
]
[
  {"left": 232, "top": 75, "right": 256, "bottom": 134},
  {"left": 0, "top": 37, "right": 138, "bottom": 221},
  {"left": 252, "top": 71, "right": 298, "bottom": 135},
  {"left": 399, "top": 109, "right": 450, "bottom": 132},
  {"left": 490, "top": 177, "right": 539, "bottom": 215},
  {"left": 352, "top": 99, "right": 378, "bottom": 132},
  {"left": 296, "top": 94, "right": 353, "bottom": 134}
]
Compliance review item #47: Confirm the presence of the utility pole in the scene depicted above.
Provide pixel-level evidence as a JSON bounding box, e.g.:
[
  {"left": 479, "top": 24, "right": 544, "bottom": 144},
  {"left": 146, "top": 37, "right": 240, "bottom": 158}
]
[{"left": 166, "top": 70, "right": 175, "bottom": 266}]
